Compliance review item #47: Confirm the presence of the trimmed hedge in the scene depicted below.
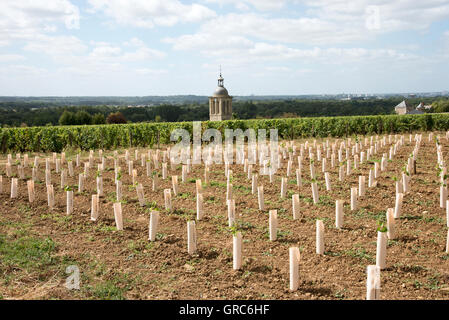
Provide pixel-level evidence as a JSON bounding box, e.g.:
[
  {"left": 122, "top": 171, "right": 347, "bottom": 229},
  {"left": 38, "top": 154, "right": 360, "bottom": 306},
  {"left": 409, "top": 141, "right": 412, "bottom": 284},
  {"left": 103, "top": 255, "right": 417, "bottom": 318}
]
[{"left": 1, "top": 113, "right": 448, "bottom": 153}]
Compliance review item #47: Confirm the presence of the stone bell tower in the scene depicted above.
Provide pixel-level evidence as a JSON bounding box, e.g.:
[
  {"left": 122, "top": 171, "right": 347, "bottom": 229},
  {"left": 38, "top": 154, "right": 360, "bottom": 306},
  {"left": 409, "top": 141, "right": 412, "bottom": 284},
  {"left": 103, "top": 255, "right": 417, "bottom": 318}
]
[{"left": 209, "top": 70, "right": 232, "bottom": 121}]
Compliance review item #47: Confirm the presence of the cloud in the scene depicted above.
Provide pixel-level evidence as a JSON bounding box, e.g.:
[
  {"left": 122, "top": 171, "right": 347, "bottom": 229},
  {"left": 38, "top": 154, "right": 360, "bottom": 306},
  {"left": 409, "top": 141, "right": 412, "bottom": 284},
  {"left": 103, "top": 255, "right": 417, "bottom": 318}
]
[
  {"left": 0, "top": 64, "right": 47, "bottom": 76},
  {"left": 264, "top": 66, "right": 291, "bottom": 72},
  {"left": 0, "top": 0, "right": 80, "bottom": 46},
  {"left": 0, "top": 54, "right": 26, "bottom": 63},
  {"left": 87, "top": 0, "right": 216, "bottom": 28},
  {"left": 24, "top": 35, "right": 88, "bottom": 58},
  {"left": 203, "top": 0, "right": 287, "bottom": 11},
  {"left": 135, "top": 68, "right": 168, "bottom": 75},
  {"left": 165, "top": 13, "right": 363, "bottom": 48},
  {"left": 302, "top": 0, "right": 449, "bottom": 33},
  {"left": 166, "top": 1, "right": 449, "bottom": 51}
]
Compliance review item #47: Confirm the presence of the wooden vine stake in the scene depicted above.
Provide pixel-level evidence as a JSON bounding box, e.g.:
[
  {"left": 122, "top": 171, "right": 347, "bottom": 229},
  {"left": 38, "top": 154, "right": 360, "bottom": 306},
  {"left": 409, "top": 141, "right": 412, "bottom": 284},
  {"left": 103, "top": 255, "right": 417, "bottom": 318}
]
[
  {"left": 116, "top": 180, "right": 122, "bottom": 201},
  {"left": 350, "top": 187, "right": 358, "bottom": 211},
  {"left": 251, "top": 174, "right": 258, "bottom": 194},
  {"left": 136, "top": 183, "right": 145, "bottom": 206},
  {"left": 18, "top": 165, "right": 24, "bottom": 179},
  {"left": 146, "top": 159, "right": 152, "bottom": 177},
  {"left": 310, "top": 162, "right": 315, "bottom": 179},
  {"left": 311, "top": 182, "right": 319, "bottom": 204},
  {"left": 394, "top": 193, "right": 403, "bottom": 219},
  {"left": 441, "top": 186, "right": 447, "bottom": 208},
  {"left": 162, "top": 163, "right": 167, "bottom": 180},
  {"left": 113, "top": 202, "right": 123, "bottom": 230},
  {"left": 402, "top": 173, "right": 409, "bottom": 193},
  {"left": 55, "top": 158, "right": 60, "bottom": 173},
  {"left": 84, "top": 162, "right": 89, "bottom": 176},
  {"left": 446, "top": 200, "right": 449, "bottom": 228},
  {"left": 376, "top": 230, "right": 387, "bottom": 269},
  {"left": 338, "top": 165, "right": 344, "bottom": 182},
  {"left": 324, "top": 172, "right": 331, "bottom": 191},
  {"left": 292, "top": 194, "right": 300, "bottom": 220},
  {"left": 289, "top": 247, "right": 300, "bottom": 291},
  {"left": 10, "top": 177, "right": 18, "bottom": 198},
  {"left": 27, "top": 180, "right": 34, "bottom": 203},
  {"left": 269, "top": 210, "right": 278, "bottom": 241},
  {"left": 66, "top": 190, "right": 73, "bottom": 215},
  {"left": 60, "top": 169, "right": 66, "bottom": 189},
  {"left": 128, "top": 160, "right": 133, "bottom": 176},
  {"left": 366, "top": 265, "right": 381, "bottom": 300},
  {"left": 148, "top": 210, "right": 159, "bottom": 241},
  {"left": 257, "top": 185, "right": 264, "bottom": 211},
  {"left": 227, "top": 199, "right": 236, "bottom": 227},
  {"left": 280, "top": 177, "right": 287, "bottom": 198},
  {"left": 32, "top": 167, "right": 37, "bottom": 182},
  {"left": 78, "top": 173, "right": 84, "bottom": 193},
  {"left": 335, "top": 200, "right": 344, "bottom": 229},
  {"left": 233, "top": 232, "right": 242, "bottom": 270},
  {"left": 45, "top": 169, "right": 51, "bottom": 186},
  {"left": 5, "top": 163, "right": 12, "bottom": 178},
  {"left": 187, "top": 221, "right": 197, "bottom": 255},
  {"left": 172, "top": 175, "right": 178, "bottom": 196},
  {"left": 96, "top": 175, "right": 103, "bottom": 197},
  {"left": 196, "top": 193, "right": 203, "bottom": 220},
  {"left": 316, "top": 220, "right": 324, "bottom": 255},
  {"left": 386, "top": 208, "right": 396, "bottom": 240},
  {"left": 164, "top": 189, "right": 172, "bottom": 211},
  {"left": 152, "top": 172, "right": 159, "bottom": 191},
  {"left": 46, "top": 184, "right": 54, "bottom": 209},
  {"left": 368, "top": 169, "right": 374, "bottom": 188},
  {"left": 226, "top": 183, "right": 233, "bottom": 201},
  {"left": 130, "top": 168, "right": 137, "bottom": 185},
  {"left": 181, "top": 165, "right": 187, "bottom": 182},
  {"left": 296, "top": 169, "right": 302, "bottom": 187},
  {"left": 196, "top": 179, "right": 202, "bottom": 195},
  {"left": 446, "top": 229, "right": 449, "bottom": 254},
  {"left": 204, "top": 166, "right": 210, "bottom": 185},
  {"left": 68, "top": 161, "right": 74, "bottom": 177},
  {"left": 359, "top": 176, "right": 365, "bottom": 197},
  {"left": 91, "top": 194, "right": 99, "bottom": 221}
]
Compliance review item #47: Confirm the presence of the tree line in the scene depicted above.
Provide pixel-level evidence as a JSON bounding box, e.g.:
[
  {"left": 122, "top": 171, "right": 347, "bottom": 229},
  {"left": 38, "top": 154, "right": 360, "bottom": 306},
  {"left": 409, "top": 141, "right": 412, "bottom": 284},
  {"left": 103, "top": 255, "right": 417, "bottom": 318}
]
[{"left": 0, "top": 96, "right": 445, "bottom": 127}]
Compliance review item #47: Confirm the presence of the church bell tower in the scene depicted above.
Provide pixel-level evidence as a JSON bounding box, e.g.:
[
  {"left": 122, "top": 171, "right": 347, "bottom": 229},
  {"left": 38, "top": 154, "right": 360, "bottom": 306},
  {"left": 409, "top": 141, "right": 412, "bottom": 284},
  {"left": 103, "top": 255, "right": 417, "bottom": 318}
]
[{"left": 209, "top": 69, "right": 232, "bottom": 121}]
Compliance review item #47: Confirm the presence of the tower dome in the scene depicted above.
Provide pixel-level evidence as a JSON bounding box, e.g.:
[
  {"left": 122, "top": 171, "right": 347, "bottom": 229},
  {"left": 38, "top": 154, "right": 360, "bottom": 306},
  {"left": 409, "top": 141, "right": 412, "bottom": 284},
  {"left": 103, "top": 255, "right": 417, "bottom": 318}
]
[
  {"left": 212, "top": 73, "right": 228, "bottom": 96},
  {"left": 213, "top": 86, "right": 228, "bottom": 96}
]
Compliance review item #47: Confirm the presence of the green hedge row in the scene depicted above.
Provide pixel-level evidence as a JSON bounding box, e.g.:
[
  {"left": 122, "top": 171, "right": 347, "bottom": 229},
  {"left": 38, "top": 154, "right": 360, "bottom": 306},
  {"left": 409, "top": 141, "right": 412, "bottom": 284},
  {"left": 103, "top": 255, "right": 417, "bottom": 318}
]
[{"left": 1, "top": 113, "right": 448, "bottom": 153}]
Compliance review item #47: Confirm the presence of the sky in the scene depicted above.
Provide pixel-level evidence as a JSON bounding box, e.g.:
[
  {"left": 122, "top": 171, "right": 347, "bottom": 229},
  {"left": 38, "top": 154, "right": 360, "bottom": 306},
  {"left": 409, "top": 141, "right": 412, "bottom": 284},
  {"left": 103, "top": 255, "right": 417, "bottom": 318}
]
[{"left": 0, "top": 0, "right": 448, "bottom": 96}]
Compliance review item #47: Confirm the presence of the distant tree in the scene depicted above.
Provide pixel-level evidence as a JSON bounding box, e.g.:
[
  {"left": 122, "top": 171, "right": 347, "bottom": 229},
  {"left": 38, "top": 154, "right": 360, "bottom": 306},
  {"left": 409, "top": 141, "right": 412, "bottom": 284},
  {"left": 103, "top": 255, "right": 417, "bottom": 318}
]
[
  {"left": 106, "top": 112, "right": 127, "bottom": 124},
  {"left": 155, "top": 115, "right": 162, "bottom": 122},
  {"left": 59, "top": 110, "right": 75, "bottom": 125},
  {"left": 20, "top": 122, "right": 28, "bottom": 127},
  {"left": 432, "top": 99, "right": 449, "bottom": 113},
  {"left": 74, "top": 111, "right": 92, "bottom": 125},
  {"left": 92, "top": 113, "right": 106, "bottom": 124}
]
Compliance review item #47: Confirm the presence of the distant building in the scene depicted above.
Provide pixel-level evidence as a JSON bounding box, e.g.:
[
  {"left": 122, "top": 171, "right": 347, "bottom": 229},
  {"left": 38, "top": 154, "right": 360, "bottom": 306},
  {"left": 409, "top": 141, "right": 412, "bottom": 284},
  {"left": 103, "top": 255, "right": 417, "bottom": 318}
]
[
  {"left": 209, "top": 70, "right": 232, "bottom": 121},
  {"left": 416, "top": 102, "right": 425, "bottom": 111},
  {"left": 394, "top": 100, "right": 424, "bottom": 115},
  {"left": 416, "top": 102, "right": 432, "bottom": 111}
]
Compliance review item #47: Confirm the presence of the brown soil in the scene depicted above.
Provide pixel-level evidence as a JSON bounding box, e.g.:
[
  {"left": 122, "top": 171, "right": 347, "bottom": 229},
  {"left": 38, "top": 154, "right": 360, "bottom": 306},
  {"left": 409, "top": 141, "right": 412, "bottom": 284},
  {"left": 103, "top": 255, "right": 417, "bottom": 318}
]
[{"left": 1, "top": 132, "right": 448, "bottom": 300}]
